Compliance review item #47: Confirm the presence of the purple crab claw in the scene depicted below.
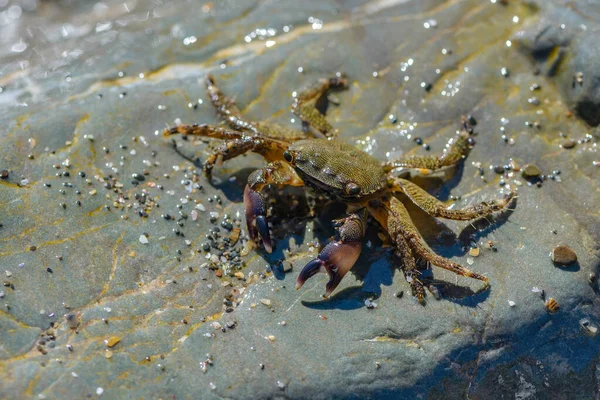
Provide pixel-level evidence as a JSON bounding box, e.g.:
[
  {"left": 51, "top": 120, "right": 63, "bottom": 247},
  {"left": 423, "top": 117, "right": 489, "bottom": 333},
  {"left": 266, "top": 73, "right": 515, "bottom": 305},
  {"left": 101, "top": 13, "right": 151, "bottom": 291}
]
[
  {"left": 244, "top": 185, "right": 273, "bottom": 253},
  {"left": 296, "top": 240, "right": 362, "bottom": 298}
]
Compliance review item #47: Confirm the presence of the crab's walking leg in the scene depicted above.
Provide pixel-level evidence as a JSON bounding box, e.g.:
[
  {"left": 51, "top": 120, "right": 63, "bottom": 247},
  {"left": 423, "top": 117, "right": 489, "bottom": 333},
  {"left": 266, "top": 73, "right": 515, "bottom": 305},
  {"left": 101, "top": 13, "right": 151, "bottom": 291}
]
[
  {"left": 164, "top": 123, "right": 245, "bottom": 140},
  {"left": 205, "top": 74, "right": 251, "bottom": 132},
  {"left": 296, "top": 208, "right": 367, "bottom": 297},
  {"left": 164, "top": 124, "right": 290, "bottom": 179},
  {"left": 371, "top": 197, "right": 488, "bottom": 293},
  {"left": 292, "top": 76, "right": 348, "bottom": 137},
  {"left": 383, "top": 129, "right": 474, "bottom": 174},
  {"left": 392, "top": 178, "right": 516, "bottom": 221},
  {"left": 368, "top": 202, "right": 425, "bottom": 301},
  {"left": 245, "top": 161, "right": 304, "bottom": 253},
  {"left": 205, "top": 74, "right": 309, "bottom": 141}
]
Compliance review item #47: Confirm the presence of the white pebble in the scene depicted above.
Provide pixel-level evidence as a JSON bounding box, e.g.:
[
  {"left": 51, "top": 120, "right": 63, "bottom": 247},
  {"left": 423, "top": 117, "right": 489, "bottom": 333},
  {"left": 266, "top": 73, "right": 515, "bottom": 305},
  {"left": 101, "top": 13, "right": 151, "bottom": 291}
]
[
  {"left": 508, "top": 300, "right": 516, "bottom": 307},
  {"left": 96, "top": 387, "right": 104, "bottom": 395},
  {"left": 139, "top": 235, "right": 149, "bottom": 244}
]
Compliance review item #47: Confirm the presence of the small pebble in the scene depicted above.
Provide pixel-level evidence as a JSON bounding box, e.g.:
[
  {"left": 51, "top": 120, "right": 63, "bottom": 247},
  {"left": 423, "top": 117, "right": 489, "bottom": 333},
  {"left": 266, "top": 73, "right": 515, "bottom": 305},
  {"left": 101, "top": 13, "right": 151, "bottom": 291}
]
[
  {"left": 105, "top": 336, "right": 121, "bottom": 348},
  {"left": 260, "top": 299, "right": 272, "bottom": 307},
  {"left": 139, "top": 235, "right": 149, "bottom": 244},
  {"left": 234, "top": 272, "right": 244, "bottom": 280},
  {"left": 469, "top": 247, "right": 480, "bottom": 257},
  {"left": 281, "top": 261, "right": 293, "bottom": 273},
  {"left": 508, "top": 300, "right": 516, "bottom": 307},
  {"left": 551, "top": 245, "right": 577, "bottom": 266},
  {"left": 521, "top": 164, "right": 541, "bottom": 179},
  {"left": 580, "top": 319, "right": 598, "bottom": 336},
  {"left": 561, "top": 139, "right": 576, "bottom": 149},
  {"left": 65, "top": 313, "right": 80, "bottom": 329},
  {"left": 493, "top": 165, "right": 505, "bottom": 174}
]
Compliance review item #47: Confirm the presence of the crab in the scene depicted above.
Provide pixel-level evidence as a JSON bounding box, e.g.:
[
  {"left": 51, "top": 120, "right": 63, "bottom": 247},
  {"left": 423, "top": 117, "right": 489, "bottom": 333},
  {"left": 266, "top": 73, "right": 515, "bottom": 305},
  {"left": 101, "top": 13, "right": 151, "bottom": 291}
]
[{"left": 164, "top": 74, "right": 516, "bottom": 301}]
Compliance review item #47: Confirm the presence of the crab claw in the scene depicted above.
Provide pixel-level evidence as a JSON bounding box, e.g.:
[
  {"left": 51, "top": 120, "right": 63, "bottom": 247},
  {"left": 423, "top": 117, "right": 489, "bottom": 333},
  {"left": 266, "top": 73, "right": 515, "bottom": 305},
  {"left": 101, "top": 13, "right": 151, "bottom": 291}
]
[
  {"left": 244, "top": 185, "right": 273, "bottom": 253},
  {"left": 296, "top": 241, "right": 362, "bottom": 297}
]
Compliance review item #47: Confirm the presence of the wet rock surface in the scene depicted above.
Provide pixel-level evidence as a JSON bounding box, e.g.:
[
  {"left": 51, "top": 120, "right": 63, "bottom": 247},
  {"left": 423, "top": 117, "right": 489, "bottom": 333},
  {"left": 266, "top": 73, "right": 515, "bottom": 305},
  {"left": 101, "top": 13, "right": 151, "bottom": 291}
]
[{"left": 0, "top": 0, "right": 599, "bottom": 399}]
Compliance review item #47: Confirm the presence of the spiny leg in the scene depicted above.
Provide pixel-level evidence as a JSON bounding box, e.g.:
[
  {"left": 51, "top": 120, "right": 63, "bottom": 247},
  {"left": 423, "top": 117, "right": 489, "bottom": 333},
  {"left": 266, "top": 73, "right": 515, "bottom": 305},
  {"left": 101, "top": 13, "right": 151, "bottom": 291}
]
[
  {"left": 372, "top": 196, "right": 488, "bottom": 292},
  {"left": 245, "top": 161, "right": 304, "bottom": 253},
  {"left": 296, "top": 208, "right": 368, "bottom": 297},
  {"left": 388, "top": 196, "right": 487, "bottom": 283},
  {"left": 291, "top": 76, "right": 348, "bottom": 137},
  {"left": 204, "top": 139, "right": 255, "bottom": 179},
  {"left": 164, "top": 124, "right": 289, "bottom": 179},
  {"left": 383, "top": 124, "right": 475, "bottom": 174},
  {"left": 205, "top": 74, "right": 309, "bottom": 141},
  {"left": 391, "top": 177, "right": 517, "bottom": 221},
  {"left": 368, "top": 202, "right": 425, "bottom": 302},
  {"left": 164, "top": 123, "right": 245, "bottom": 140}
]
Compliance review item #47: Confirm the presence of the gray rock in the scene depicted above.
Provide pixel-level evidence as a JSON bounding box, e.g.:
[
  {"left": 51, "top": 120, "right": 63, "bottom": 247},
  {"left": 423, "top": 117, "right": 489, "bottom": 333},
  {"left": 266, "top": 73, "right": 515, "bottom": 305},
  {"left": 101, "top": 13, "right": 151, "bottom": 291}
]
[{"left": 0, "top": 1, "right": 598, "bottom": 399}]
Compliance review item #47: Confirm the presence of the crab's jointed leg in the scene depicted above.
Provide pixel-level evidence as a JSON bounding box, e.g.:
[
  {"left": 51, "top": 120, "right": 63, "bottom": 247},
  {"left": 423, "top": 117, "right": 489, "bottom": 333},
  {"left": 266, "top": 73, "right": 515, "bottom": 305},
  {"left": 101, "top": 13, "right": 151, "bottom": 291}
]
[
  {"left": 205, "top": 74, "right": 310, "bottom": 141},
  {"left": 369, "top": 197, "right": 488, "bottom": 300},
  {"left": 164, "top": 124, "right": 289, "bottom": 179},
  {"left": 244, "top": 161, "right": 304, "bottom": 253},
  {"left": 296, "top": 208, "right": 368, "bottom": 297},
  {"left": 392, "top": 177, "right": 516, "bottom": 221},
  {"left": 292, "top": 76, "right": 348, "bottom": 138},
  {"left": 383, "top": 128, "right": 474, "bottom": 174},
  {"left": 368, "top": 201, "right": 425, "bottom": 301}
]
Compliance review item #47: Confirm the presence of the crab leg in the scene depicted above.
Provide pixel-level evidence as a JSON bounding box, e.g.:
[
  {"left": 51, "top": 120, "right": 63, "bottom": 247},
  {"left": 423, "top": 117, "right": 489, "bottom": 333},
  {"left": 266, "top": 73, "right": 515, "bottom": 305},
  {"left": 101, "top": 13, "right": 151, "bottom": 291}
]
[
  {"left": 245, "top": 161, "right": 304, "bottom": 253},
  {"left": 292, "top": 76, "right": 348, "bottom": 137},
  {"left": 164, "top": 124, "right": 290, "bottom": 179},
  {"left": 392, "top": 178, "right": 516, "bottom": 221},
  {"left": 296, "top": 208, "right": 368, "bottom": 297},
  {"left": 205, "top": 74, "right": 309, "bottom": 141},
  {"left": 383, "top": 127, "right": 474, "bottom": 174},
  {"left": 368, "top": 202, "right": 425, "bottom": 301},
  {"left": 163, "top": 123, "right": 245, "bottom": 140},
  {"left": 205, "top": 74, "right": 251, "bottom": 132},
  {"left": 370, "top": 197, "right": 488, "bottom": 296}
]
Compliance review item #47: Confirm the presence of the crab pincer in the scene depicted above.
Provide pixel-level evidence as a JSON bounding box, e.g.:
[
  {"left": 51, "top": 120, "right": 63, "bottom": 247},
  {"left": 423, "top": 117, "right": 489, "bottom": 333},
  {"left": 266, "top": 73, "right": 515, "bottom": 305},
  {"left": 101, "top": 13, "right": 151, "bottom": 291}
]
[
  {"left": 243, "top": 185, "right": 273, "bottom": 253},
  {"left": 296, "top": 211, "right": 367, "bottom": 297}
]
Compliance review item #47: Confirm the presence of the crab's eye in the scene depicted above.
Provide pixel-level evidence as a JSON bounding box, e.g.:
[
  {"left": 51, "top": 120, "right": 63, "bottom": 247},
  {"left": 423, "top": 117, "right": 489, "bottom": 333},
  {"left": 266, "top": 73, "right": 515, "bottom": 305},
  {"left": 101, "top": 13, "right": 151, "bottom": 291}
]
[
  {"left": 283, "top": 150, "right": 293, "bottom": 163},
  {"left": 345, "top": 182, "right": 361, "bottom": 195}
]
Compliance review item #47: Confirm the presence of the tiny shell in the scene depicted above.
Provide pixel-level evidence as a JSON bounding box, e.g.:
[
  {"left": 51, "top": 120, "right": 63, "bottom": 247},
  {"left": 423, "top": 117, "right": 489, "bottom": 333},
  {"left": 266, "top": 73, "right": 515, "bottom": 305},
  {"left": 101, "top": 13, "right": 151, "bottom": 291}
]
[{"left": 545, "top": 298, "right": 559, "bottom": 313}]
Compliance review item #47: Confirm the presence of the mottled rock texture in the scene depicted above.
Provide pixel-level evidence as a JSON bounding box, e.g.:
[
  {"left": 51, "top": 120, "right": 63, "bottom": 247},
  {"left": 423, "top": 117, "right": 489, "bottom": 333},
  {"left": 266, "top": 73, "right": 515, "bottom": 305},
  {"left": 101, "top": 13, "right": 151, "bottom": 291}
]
[{"left": 0, "top": 0, "right": 598, "bottom": 399}]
